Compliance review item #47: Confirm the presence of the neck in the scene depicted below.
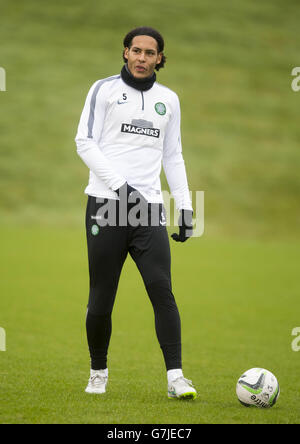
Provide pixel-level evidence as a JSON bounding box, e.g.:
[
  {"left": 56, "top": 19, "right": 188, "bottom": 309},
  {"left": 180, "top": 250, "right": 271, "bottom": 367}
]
[{"left": 121, "top": 64, "right": 156, "bottom": 91}]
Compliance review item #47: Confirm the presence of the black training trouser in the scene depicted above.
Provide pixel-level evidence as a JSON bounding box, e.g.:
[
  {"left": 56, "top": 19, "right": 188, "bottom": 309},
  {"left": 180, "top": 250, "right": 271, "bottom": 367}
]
[{"left": 85, "top": 196, "right": 182, "bottom": 371}]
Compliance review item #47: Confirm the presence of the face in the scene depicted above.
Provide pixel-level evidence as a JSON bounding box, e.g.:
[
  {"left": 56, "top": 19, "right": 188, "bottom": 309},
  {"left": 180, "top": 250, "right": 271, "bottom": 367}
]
[{"left": 124, "top": 35, "right": 162, "bottom": 79}]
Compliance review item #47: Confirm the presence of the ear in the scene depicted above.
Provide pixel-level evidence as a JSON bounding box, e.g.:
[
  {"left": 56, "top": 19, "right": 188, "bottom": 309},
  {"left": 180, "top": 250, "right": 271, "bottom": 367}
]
[
  {"left": 124, "top": 47, "right": 129, "bottom": 61},
  {"left": 157, "top": 52, "right": 163, "bottom": 65}
]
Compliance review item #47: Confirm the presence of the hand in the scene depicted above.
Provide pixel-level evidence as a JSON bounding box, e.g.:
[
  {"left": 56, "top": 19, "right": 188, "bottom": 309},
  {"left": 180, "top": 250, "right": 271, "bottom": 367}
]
[
  {"left": 171, "top": 209, "right": 193, "bottom": 242},
  {"left": 115, "top": 182, "right": 136, "bottom": 199},
  {"left": 115, "top": 182, "right": 147, "bottom": 207}
]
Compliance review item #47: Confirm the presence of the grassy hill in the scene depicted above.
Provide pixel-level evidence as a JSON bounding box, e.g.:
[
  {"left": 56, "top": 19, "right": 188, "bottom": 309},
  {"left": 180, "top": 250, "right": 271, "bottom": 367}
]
[{"left": 0, "top": 0, "right": 299, "bottom": 239}]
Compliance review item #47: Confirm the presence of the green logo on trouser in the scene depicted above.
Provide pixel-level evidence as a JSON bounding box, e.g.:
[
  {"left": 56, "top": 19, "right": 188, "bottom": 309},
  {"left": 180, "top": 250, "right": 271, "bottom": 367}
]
[{"left": 91, "top": 224, "right": 100, "bottom": 236}]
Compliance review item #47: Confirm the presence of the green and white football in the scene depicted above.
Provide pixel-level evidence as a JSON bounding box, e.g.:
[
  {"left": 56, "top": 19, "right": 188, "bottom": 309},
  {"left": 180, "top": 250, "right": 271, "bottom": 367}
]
[{"left": 236, "top": 368, "right": 280, "bottom": 408}]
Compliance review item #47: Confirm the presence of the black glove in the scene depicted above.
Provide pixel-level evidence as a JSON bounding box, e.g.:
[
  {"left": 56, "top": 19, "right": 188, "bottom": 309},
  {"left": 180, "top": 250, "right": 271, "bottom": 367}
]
[
  {"left": 171, "top": 209, "right": 193, "bottom": 242},
  {"left": 115, "top": 182, "right": 147, "bottom": 207}
]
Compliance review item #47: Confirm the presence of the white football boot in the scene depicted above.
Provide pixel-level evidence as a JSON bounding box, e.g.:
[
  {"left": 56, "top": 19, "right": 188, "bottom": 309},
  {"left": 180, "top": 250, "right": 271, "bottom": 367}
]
[
  {"left": 168, "top": 376, "right": 197, "bottom": 400},
  {"left": 85, "top": 370, "right": 108, "bottom": 394}
]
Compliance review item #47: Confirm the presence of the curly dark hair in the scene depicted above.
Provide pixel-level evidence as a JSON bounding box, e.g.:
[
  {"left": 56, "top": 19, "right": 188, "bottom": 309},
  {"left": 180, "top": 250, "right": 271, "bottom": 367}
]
[{"left": 122, "top": 26, "right": 166, "bottom": 71}]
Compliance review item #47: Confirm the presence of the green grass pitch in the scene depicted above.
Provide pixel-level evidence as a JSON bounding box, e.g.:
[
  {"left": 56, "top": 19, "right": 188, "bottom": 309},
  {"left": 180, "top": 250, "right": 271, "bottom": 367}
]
[{"left": 1, "top": 226, "right": 299, "bottom": 424}]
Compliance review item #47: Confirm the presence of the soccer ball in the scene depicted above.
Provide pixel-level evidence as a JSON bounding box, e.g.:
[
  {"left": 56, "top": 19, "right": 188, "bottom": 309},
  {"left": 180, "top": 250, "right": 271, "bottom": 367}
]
[{"left": 236, "top": 368, "right": 280, "bottom": 408}]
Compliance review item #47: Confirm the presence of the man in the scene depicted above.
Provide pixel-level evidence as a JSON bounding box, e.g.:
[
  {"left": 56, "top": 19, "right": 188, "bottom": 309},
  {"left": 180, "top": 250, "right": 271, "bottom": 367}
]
[{"left": 75, "top": 26, "right": 197, "bottom": 400}]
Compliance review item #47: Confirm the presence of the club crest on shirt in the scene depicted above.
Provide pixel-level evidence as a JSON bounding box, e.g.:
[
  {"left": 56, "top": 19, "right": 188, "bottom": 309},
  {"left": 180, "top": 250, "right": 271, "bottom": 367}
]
[{"left": 155, "top": 102, "right": 166, "bottom": 116}]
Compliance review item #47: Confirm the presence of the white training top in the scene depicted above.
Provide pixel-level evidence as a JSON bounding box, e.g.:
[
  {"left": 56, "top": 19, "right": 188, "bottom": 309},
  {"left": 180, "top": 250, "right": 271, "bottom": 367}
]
[{"left": 75, "top": 74, "right": 192, "bottom": 210}]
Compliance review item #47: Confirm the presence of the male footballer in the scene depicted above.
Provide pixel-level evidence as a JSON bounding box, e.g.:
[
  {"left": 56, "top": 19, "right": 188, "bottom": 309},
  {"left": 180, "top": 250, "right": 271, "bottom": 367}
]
[{"left": 75, "top": 26, "right": 197, "bottom": 400}]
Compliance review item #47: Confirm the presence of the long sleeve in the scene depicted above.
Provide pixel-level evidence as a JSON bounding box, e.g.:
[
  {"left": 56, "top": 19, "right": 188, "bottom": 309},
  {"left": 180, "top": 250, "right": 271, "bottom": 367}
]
[
  {"left": 162, "top": 94, "right": 193, "bottom": 211},
  {"left": 75, "top": 79, "right": 126, "bottom": 191}
]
